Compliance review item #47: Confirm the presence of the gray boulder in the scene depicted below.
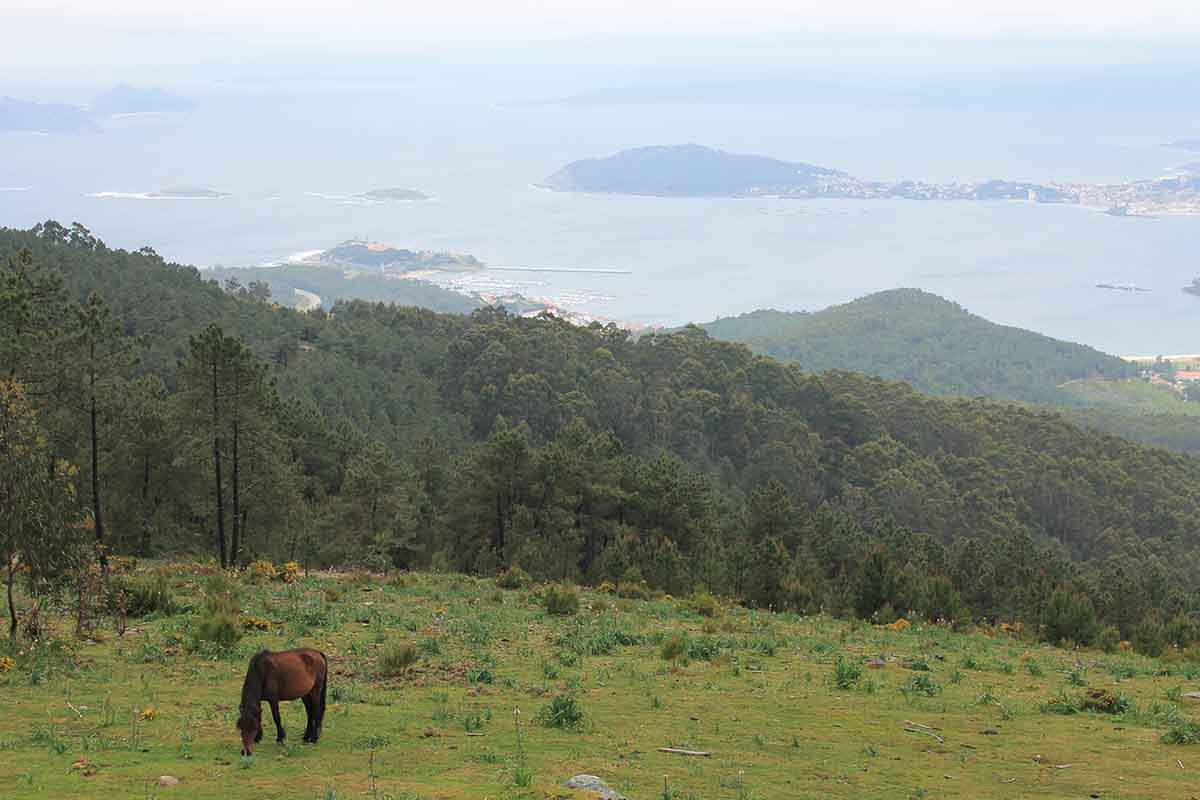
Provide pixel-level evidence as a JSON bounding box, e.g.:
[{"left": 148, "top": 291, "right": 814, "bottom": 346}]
[{"left": 564, "top": 774, "right": 626, "bottom": 799}]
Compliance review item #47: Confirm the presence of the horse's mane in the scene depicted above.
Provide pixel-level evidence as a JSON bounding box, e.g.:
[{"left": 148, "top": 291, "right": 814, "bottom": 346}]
[{"left": 237, "top": 650, "right": 269, "bottom": 729}]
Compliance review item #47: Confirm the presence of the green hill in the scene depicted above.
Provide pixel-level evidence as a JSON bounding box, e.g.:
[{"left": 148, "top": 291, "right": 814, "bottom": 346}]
[
  {"left": 700, "top": 289, "right": 1133, "bottom": 405},
  {"left": 699, "top": 289, "right": 1200, "bottom": 454},
  {"left": 4, "top": 223, "right": 1200, "bottom": 646}
]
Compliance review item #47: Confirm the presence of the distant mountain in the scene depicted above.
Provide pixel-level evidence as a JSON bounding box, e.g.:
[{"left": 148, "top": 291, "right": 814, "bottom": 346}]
[
  {"left": 540, "top": 144, "right": 845, "bottom": 197},
  {"left": 700, "top": 289, "right": 1133, "bottom": 406},
  {"left": 91, "top": 84, "right": 193, "bottom": 115},
  {"left": 0, "top": 96, "right": 94, "bottom": 133},
  {"left": 1166, "top": 139, "right": 1200, "bottom": 152}
]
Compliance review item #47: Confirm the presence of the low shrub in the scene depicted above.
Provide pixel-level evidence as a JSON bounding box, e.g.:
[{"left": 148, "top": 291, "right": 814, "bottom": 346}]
[
  {"left": 496, "top": 565, "right": 532, "bottom": 590},
  {"left": 1079, "top": 687, "right": 1131, "bottom": 715},
  {"left": 248, "top": 560, "right": 277, "bottom": 582},
  {"left": 687, "top": 591, "right": 721, "bottom": 618},
  {"left": 378, "top": 642, "right": 420, "bottom": 677},
  {"left": 537, "top": 694, "right": 585, "bottom": 729},
  {"left": 120, "top": 573, "right": 177, "bottom": 618},
  {"left": 904, "top": 674, "right": 942, "bottom": 698},
  {"left": 187, "top": 575, "right": 242, "bottom": 653},
  {"left": 1041, "top": 691, "right": 1080, "bottom": 715},
  {"left": 616, "top": 581, "right": 652, "bottom": 601},
  {"left": 686, "top": 636, "right": 723, "bottom": 661},
  {"left": 1162, "top": 719, "right": 1200, "bottom": 745},
  {"left": 832, "top": 657, "right": 862, "bottom": 690},
  {"left": 1092, "top": 625, "right": 1120, "bottom": 654},
  {"left": 189, "top": 612, "right": 242, "bottom": 652},
  {"left": 542, "top": 585, "right": 580, "bottom": 616},
  {"left": 660, "top": 632, "right": 687, "bottom": 662}
]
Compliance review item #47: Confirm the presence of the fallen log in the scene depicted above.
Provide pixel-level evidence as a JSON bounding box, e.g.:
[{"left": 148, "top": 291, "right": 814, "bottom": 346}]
[{"left": 658, "top": 747, "right": 711, "bottom": 757}]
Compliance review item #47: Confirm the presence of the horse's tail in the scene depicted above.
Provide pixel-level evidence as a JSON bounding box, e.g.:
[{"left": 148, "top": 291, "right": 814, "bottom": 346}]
[{"left": 318, "top": 650, "right": 329, "bottom": 728}]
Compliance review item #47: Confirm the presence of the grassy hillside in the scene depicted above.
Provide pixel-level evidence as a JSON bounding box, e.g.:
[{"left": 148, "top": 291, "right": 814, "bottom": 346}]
[
  {"left": 700, "top": 290, "right": 1133, "bottom": 406},
  {"left": 2, "top": 564, "right": 1199, "bottom": 800}
]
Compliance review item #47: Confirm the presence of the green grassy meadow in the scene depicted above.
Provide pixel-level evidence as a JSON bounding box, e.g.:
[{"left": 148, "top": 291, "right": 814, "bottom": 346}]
[
  {"left": 1059, "top": 378, "right": 1200, "bottom": 415},
  {"left": 2, "top": 565, "right": 1200, "bottom": 800}
]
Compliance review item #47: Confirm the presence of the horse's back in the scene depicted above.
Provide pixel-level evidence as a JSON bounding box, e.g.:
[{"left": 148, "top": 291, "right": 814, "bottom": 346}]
[{"left": 262, "top": 648, "right": 326, "bottom": 699}]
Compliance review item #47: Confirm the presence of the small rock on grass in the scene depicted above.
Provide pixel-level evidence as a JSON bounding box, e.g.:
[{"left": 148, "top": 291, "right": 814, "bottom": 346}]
[
  {"left": 157, "top": 776, "right": 180, "bottom": 787},
  {"left": 564, "top": 774, "right": 625, "bottom": 799}
]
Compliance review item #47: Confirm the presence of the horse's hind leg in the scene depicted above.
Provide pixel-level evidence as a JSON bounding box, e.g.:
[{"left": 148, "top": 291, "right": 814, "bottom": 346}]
[
  {"left": 301, "top": 695, "right": 316, "bottom": 743},
  {"left": 269, "top": 699, "right": 286, "bottom": 743}
]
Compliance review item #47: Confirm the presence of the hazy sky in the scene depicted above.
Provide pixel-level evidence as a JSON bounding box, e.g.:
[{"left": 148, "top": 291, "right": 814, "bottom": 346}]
[{"left": 4, "top": 0, "right": 1199, "bottom": 77}]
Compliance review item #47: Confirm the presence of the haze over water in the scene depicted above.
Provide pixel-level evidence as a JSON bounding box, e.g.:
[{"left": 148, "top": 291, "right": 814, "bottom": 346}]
[{"left": 1, "top": 81, "right": 1196, "bottom": 355}]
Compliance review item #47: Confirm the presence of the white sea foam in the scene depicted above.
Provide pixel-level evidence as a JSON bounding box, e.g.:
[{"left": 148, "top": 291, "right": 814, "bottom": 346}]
[
  {"left": 0, "top": 186, "right": 30, "bottom": 192},
  {"left": 286, "top": 249, "right": 324, "bottom": 264},
  {"left": 87, "top": 190, "right": 228, "bottom": 201}
]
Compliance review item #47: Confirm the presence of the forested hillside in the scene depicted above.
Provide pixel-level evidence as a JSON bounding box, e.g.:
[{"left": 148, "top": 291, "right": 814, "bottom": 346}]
[
  {"left": 5, "top": 222, "right": 1200, "bottom": 652},
  {"left": 700, "top": 290, "right": 1133, "bottom": 405}
]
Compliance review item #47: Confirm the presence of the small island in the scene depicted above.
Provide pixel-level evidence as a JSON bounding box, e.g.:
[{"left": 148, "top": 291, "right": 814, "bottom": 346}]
[
  {"left": 543, "top": 144, "right": 1200, "bottom": 215},
  {"left": 308, "top": 240, "right": 483, "bottom": 273},
  {"left": 1184, "top": 278, "right": 1200, "bottom": 298},
  {"left": 356, "top": 188, "right": 431, "bottom": 202}
]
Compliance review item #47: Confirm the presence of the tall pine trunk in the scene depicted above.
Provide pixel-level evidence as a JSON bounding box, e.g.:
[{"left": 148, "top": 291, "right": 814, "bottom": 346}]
[
  {"left": 6, "top": 559, "right": 16, "bottom": 642},
  {"left": 230, "top": 416, "right": 241, "bottom": 568},
  {"left": 139, "top": 453, "right": 152, "bottom": 556},
  {"left": 88, "top": 349, "right": 108, "bottom": 575},
  {"left": 211, "top": 356, "right": 227, "bottom": 568}
]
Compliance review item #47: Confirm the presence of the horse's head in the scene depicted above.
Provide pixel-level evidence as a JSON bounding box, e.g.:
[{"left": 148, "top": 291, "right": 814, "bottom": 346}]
[{"left": 237, "top": 704, "right": 262, "bottom": 756}]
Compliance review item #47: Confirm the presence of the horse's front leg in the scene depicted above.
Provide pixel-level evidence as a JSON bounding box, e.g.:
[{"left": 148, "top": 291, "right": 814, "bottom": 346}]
[{"left": 269, "top": 699, "right": 285, "bottom": 743}]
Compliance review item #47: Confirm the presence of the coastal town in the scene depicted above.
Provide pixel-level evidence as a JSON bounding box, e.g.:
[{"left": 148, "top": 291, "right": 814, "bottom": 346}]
[
  {"left": 781, "top": 163, "right": 1200, "bottom": 215},
  {"left": 1130, "top": 354, "right": 1200, "bottom": 399}
]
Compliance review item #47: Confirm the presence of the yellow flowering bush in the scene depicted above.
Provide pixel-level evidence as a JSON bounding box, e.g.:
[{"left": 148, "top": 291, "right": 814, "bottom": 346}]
[{"left": 249, "top": 559, "right": 277, "bottom": 582}]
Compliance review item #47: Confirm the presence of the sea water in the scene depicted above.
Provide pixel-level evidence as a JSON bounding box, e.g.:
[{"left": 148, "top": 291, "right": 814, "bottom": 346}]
[{"left": 0, "top": 87, "right": 1194, "bottom": 354}]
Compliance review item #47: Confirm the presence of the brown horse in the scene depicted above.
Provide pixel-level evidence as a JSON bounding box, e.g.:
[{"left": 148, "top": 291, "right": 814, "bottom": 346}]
[{"left": 237, "top": 648, "right": 328, "bottom": 755}]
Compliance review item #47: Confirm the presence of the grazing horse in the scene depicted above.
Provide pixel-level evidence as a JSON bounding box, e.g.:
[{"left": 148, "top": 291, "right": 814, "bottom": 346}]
[{"left": 237, "top": 648, "right": 328, "bottom": 755}]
